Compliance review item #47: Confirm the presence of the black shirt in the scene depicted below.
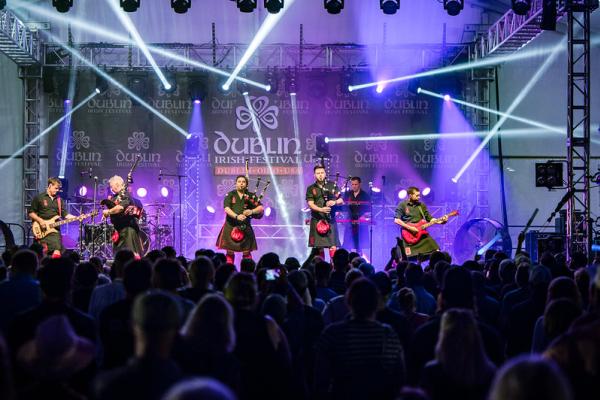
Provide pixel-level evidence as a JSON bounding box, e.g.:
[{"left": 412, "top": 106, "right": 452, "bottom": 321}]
[
  {"left": 343, "top": 190, "right": 371, "bottom": 220},
  {"left": 29, "top": 192, "right": 67, "bottom": 220},
  {"left": 108, "top": 191, "right": 139, "bottom": 231},
  {"left": 306, "top": 181, "right": 340, "bottom": 221},
  {"left": 395, "top": 200, "right": 433, "bottom": 224}
]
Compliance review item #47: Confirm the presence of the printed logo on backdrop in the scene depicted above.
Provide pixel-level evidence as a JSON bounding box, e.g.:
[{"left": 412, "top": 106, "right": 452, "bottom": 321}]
[
  {"left": 354, "top": 132, "right": 399, "bottom": 169},
  {"left": 115, "top": 131, "right": 161, "bottom": 168},
  {"left": 56, "top": 130, "right": 102, "bottom": 168},
  {"left": 324, "top": 89, "right": 370, "bottom": 115},
  {"left": 236, "top": 96, "right": 279, "bottom": 132},
  {"left": 152, "top": 86, "right": 193, "bottom": 115},
  {"left": 87, "top": 87, "right": 133, "bottom": 115},
  {"left": 273, "top": 97, "right": 310, "bottom": 115},
  {"left": 384, "top": 90, "right": 429, "bottom": 116},
  {"left": 413, "top": 139, "right": 458, "bottom": 170},
  {"left": 211, "top": 92, "right": 238, "bottom": 115}
]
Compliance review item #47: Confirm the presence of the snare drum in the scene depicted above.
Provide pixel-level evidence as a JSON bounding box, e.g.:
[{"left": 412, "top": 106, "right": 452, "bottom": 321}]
[{"left": 83, "top": 223, "right": 114, "bottom": 245}]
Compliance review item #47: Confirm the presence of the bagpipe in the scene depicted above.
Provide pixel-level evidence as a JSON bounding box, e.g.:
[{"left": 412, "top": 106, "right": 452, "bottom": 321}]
[
  {"left": 315, "top": 157, "right": 351, "bottom": 235},
  {"left": 100, "top": 155, "right": 142, "bottom": 211},
  {"left": 230, "top": 159, "right": 271, "bottom": 242}
]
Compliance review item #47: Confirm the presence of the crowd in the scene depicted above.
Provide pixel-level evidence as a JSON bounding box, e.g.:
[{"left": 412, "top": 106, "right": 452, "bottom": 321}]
[{"left": 0, "top": 243, "right": 599, "bottom": 400}]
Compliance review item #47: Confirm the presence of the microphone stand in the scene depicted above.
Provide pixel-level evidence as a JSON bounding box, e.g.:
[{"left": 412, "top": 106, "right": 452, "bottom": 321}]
[
  {"left": 91, "top": 176, "right": 98, "bottom": 257},
  {"left": 161, "top": 172, "right": 187, "bottom": 255}
]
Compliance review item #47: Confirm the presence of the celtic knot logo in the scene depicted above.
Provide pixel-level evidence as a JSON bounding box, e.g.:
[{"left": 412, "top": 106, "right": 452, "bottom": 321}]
[
  {"left": 235, "top": 96, "right": 279, "bottom": 132},
  {"left": 70, "top": 131, "right": 90, "bottom": 150},
  {"left": 128, "top": 131, "right": 150, "bottom": 151},
  {"left": 217, "top": 179, "right": 235, "bottom": 197}
]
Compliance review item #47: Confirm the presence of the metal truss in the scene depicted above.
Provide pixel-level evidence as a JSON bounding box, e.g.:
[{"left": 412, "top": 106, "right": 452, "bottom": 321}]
[
  {"left": 43, "top": 42, "right": 468, "bottom": 70},
  {"left": 470, "top": 0, "right": 568, "bottom": 61},
  {"left": 196, "top": 224, "right": 307, "bottom": 240},
  {"left": 0, "top": 9, "right": 41, "bottom": 65},
  {"left": 566, "top": 0, "right": 597, "bottom": 258},
  {"left": 182, "top": 156, "right": 202, "bottom": 257},
  {"left": 20, "top": 66, "right": 43, "bottom": 244}
]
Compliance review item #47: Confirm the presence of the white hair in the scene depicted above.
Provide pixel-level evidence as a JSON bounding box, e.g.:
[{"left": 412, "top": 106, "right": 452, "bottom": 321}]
[{"left": 108, "top": 175, "right": 124, "bottom": 186}]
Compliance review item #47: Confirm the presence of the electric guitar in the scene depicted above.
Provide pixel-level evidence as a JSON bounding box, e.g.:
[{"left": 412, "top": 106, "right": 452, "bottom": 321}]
[
  {"left": 32, "top": 210, "right": 98, "bottom": 239},
  {"left": 401, "top": 210, "right": 459, "bottom": 245}
]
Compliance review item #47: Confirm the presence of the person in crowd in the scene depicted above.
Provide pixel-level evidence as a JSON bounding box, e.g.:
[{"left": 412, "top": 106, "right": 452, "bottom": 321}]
[
  {"left": 314, "top": 260, "right": 338, "bottom": 303},
  {"left": 0, "top": 249, "right": 41, "bottom": 332},
  {"left": 88, "top": 249, "right": 135, "bottom": 320},
  {"left": 284, "top": 256, "right": 301, "bottom": 272},
  {"left": 94, "top": 290, "right": 184, "bottom": 400},
  {"left": 499, "top": 263, "right": 531, "bottom": 330},
  {"left": 322, "top": 268, "right": 364, "bottom": 326},
  {"left": 420, "top": 309, "right": 496, "bottom": 400},
  {"left": 71, "top": 261, "right": 99, "bottom": 313},
  {"left": 225, "top": 272, "right": 292, "bottom": 400},
  {"left": 0, "top": 334, "right": 15, "bottom": 400},
  {"left": 488, "top": 355, "right": 573, "bottom": 400},
  {"left": 315, "top": 278, "right": 405, "bottom": 400},
  {"left": 152, "top": 259, "right": 195, "bottom": 323},
  {"left": 16, "top": 315, "right": 95, "bottom": 400},
  {"left": 99, "top": 259, "right": 152, "bottom": 369},
  {"left": 329, "top": 249, "right": 350, "bottom": 295},
  {"left": 177, "top": 294, "right": 240, "bottom": 393},
  {"left": 370, "top": 271, "right": 412, "bottom": 349},
  {"left": 178, "top": 256, "right": 215, "bottom": 303},
  {"left": 240, "top": 257, "right": 256, "bottom": 273},
  {"left": 162, "top": 246, "right": 177, "bottom": 259},
  {"left": 389, "top": 262, "right": 436, "bottom": 316},
  {"left": 471, "top": 271, "right": 501, "bottom": 329},
  {"left": 407, "top": 267, "right": 502, "bottom": 385},
  {"left": 392, "top": 287, "right": 430, "bottom": 333}
]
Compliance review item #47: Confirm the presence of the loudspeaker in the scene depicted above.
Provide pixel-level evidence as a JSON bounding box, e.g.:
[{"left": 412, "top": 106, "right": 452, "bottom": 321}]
[
  {"left": 541, "top": 0, "right": 557, "bottom": 31},
  {"left": 525, "top": 231, "right": 565, "bottom": 263}
]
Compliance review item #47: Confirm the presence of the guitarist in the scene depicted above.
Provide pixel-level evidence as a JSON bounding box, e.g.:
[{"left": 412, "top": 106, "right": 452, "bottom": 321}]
[
  {"left": 102, "top": 175, "right": 143, "bottom": 256},
  {"left": 394, "top": 186, "right": 447, "bottom": 260},
  {"left": 306, "top": 165, "right": 344, "bottom": 261},
  {"left": 29, "top": 177, "right": 81, "bottom": 257}
]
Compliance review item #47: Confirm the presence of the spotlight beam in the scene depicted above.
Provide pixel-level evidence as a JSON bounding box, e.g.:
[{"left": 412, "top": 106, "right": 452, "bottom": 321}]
[
  {"left": 222, "top": 0, "right": 296, "bottom": 91},
  {"left": 243, "top": 93, "right": 301, "bottom": 256},
  {"left": 349, "top": 35, "right": 600, "bottom": 92},
  {"left": 107, "top": 0, "right": 171, "bottom": 90},
  {"left": 452, "top": 37, "right": 566, "bottom": 182},
  {"left": 418, "top": 88, "right": 563, "bottom": 134},
  {"left": 14, "top": 4, "right": 269, "bottom": 90},
  {"left": 0, "top": 91, "right": 98, "bottom": 170},
  {"left": 48, "top": 34, "right": 190, "bottom": 138}
]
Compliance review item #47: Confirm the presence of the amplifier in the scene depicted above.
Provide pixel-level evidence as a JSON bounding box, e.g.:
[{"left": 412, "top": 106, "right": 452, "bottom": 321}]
[{"left": 525, "top": 231, "right": 565, "bottom": 263}]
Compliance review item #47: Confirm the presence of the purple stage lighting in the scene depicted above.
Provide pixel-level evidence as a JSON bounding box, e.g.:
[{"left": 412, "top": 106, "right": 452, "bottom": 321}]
[
  {"left": 78, "top": 186, "right": 88, "bottom": 197},
  {"left": 398, "top": 189, "right": 407, "bottom": 199},
  {"left": 265, "top": 206, "right": 272, "bottom": 217},
  {"left": 136, "top": 187, "right": 147, "bottom": 198},
  {"left": 206, "top": 205, "right": 216, "bottom": 214},
  {"left": 194, "top": 99, "right": 201, "bottom": 104},
  {"left": 160, "top": 187, "right": 169, "bottom": 198},
  {"left": 64, "top": 99, "right": 71, "bottom": 104},
  {"left": 376, "top": 84, "right": 385, "bottom": 94},
  {"left": 444, "top": 94, "right": 451, "bottom": 102},
  {"left": 422, "top": 187, "right": 431, "bottom": 196},
  {"left": 372, "top": 187, "right": 381, "bottom": 193}
]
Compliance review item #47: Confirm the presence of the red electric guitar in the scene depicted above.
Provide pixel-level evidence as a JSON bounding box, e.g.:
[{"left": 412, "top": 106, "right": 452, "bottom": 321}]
[{"left": 401, "top": 210, "right": 459, "bottom": 245}]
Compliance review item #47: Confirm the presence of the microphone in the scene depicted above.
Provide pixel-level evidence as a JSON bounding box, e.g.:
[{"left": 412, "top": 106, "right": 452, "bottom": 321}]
[
  {"left": 158, "top": 169, "right": 162, "bottom": 181},
  {"left": 547, "top": 190, "right": 574, "bottom": 223}
]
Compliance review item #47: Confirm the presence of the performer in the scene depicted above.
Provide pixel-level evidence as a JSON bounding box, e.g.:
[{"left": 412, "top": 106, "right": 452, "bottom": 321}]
[
  {"left": 28, "top": 177, "right": 82, "bottom": 257},
  {"left": 306, "top": 165, "right": 344, "bottom": 260},
  {"left": 101, "top": 175, "right": 144, "bottom": 256},
  {"left": 394, "top": 186, "right": 447, "bottom": 260},
  {"left": 342, "top": 176, "right": 371, "bottom": 253},
  {"left": 216, "top": 175, "right": 264, "bottom": 265}
]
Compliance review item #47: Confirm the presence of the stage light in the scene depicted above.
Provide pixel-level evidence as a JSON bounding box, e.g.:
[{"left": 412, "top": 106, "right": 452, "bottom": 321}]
[
  {"left": 171, "top": 0, "right": 191, "bottom": 13},
  {"left": 160, "top": 187, "right": 169, "bottom": 198},
  {"left": 443, "top": 0, "right": 463, "bottom": 16},
  {"left": 265, "top": 0, "right": 284, "bottom": 13},
  {"left": 78, "top": 185, "right": 88, "bottom": 197},
  {"left": 422, "top": 187, "right": 431, "bottom": 196},
  {"left": 127, "top": 74, "right": 147, "bottom": 105},
  {"left": 189, "top": 79, "right": 208, "bottom": 103},
  {"left": 52, "top": 0, "right": 73, "bottom": 13},
  {"left": 95, "top": 74, "right": 109, "bottom": 94},
  {"left": 206, "top": 205, "right": 216, "bottom": 214},
  {"left": 266, "top": 67, "right": 279, "bottom": 93},
  {"left": 398, "top": 189, "right": 407, "bottom": 199},
  {"left": 380, "top": 0, "right": 400, "bottom": 15},
  {"left": 237, "top": 0, "right": 257, "bottom": 12},
  {"left": 512, "top": 0, "right": 531, "bottom": 15},
  {"left": 265, "top": 206, "right": 272, "bottom": 217},
  {"left": 325, "top": 0, "right": 344, "bottom": 14},
  {"left": 120, "top": 0, "right": 140, "bottom": 12},
  {"left": 372, "top": 187, "right": 381, "bottom": 193},
  {"left": 286, "top": 68, "right": 298, "bottom": 94},
  {"left": 443, "top": 94, "right": 451, "bottom": 101},
  {"left": 376, "top": 84, "right": 385, "bottom": 94},
  {"left": 136, "top": 187, "right": 147, "bottom": 198},
  {"left": 64, "top": 99, "right": 71, "bottom": 104}
]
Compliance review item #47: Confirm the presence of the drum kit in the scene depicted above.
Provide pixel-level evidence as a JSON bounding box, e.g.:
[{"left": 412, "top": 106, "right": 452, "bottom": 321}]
[{"left": 77, "top": 203, "right": 173, "bottom": 259}]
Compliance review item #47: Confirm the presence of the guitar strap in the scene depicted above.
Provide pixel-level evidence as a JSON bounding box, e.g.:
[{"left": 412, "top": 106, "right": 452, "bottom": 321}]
[
  {"left": 57, "top": 197, "right": 62, "bottom": 218},
  {"left": 417, "top": 205, "right": 426, "bottom": 221}
]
